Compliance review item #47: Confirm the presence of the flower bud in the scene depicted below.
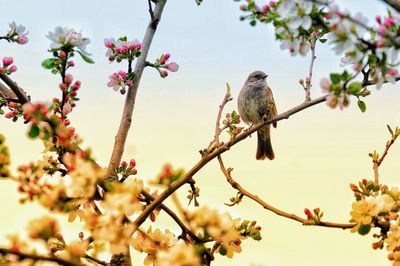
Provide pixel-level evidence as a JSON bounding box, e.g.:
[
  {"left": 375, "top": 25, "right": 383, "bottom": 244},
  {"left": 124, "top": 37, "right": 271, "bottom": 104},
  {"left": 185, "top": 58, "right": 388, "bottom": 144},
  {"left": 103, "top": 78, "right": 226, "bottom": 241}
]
[
  {"left": 59, "top": 51, "right": 67, "bottom": 59},
  {"left": 129, "top": 159, "right": 136, "bottom": 168},
  {"left": 304, "top": 208, "right": 312, "bottom": 217}
]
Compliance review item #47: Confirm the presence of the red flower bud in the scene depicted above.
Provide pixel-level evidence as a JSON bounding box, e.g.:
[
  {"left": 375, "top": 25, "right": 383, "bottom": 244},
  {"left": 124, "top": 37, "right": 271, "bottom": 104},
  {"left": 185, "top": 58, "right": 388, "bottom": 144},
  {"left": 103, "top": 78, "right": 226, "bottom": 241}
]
[
  {"left": 121, "top": 161, "right": 128, "bottom": 168},
  {"left": 59, "top": 51, "right": 67, "bottom": 59},
  {"left": 304, "top": 208, "right": 312, "bottom": 217},
  {"left": 129, "top": 159, "right": 136, "bottom": 168}
]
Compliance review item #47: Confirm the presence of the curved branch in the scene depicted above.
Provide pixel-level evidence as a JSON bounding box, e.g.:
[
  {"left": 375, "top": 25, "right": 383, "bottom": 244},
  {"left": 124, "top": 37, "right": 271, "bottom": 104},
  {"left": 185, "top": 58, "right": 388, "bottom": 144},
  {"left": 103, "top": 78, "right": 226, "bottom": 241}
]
[
  {"left": 133, "top": 95, "right": 328, "bottom": 229},
  {"left": 0, "top": 74, "right": 29, "bottom": 103},
  {"left": 0, "top": 247, "right": 83, "bottom": 266},
  {"left": 106, "top": 0, "right": 168, "bottom": 179},
  {"left": 217, "top": 155, "right": 355, "bottom": 229}
]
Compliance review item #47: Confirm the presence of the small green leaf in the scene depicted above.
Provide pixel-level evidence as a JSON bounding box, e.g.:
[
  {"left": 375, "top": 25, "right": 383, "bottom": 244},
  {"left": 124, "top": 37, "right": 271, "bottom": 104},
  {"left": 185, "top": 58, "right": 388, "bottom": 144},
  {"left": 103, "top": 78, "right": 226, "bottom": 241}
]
[
  {"left": 358, "top": 224, "right": 371, "bottom": 235},
  {"left": 330, "top": 73, "right": 341, "bottom": 84},
  {"left": 76, "top": 51, "right": 94, "bottom": 64},
  {"left": 347, "top": 82, "right": 362, "bottom": 94},
  {"left": 41, "top": 58, "right": 57, "bottom": 69},
  {"left": 357, "top": 100, "right": 367, "bottom": 113},
  {"left": 387, "top": 124, "right": 394, "bottom": 136},
  {"left": 319, "top": 38, "right": 327, "bottom": 43},
  {"left": 250, "top": 20, "right": 256, "bottom": 26},
  {"left": 28, "top": 124, "right": 40, "bottom": 138}
]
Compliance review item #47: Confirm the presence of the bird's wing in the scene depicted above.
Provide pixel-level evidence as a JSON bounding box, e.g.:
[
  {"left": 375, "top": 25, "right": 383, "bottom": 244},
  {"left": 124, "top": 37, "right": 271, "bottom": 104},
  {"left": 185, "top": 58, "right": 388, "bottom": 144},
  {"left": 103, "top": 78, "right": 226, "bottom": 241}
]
[{"left": 265, "top": 86, "right": 278, "bottom": 128}]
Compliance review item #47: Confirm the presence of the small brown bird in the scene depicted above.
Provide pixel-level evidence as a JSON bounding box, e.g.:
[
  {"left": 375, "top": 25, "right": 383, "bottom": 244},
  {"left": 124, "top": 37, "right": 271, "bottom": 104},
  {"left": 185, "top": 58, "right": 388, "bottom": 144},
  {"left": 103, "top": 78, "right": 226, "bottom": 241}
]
[{"left": 237, "top": 70, "right": 277, "bottom": 160}]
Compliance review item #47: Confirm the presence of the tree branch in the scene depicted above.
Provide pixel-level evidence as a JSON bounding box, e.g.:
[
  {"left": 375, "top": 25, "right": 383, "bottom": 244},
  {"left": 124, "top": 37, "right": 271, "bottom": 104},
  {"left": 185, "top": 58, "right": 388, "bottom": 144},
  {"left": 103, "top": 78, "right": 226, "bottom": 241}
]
[
  {"left": 381, "top": 0, "right": 400, "bottom": 12},
  {"left": 0, "top": 74, "right": 29, "bottom": 103},
  {"left": 106, "top": 0, "right": 168, "bottom": 179},
  {"left": 133, "top": 95, "right": 328, "bottom": 229},
  {"left": 0, "top": 247, "right": 83, "bottom": 266},
  {"left": 217, "top": 155, "right": 354, "bottom": 229}
]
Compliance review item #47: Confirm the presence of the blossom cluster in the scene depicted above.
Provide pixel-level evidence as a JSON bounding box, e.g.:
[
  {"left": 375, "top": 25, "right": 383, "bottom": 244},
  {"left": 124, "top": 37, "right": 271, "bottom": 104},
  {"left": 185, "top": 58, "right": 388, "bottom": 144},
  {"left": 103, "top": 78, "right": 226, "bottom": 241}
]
[
  {"left": 0, "top": 56, "right": 17, "bottom": 75},
  {"left": 151, "top": 53, "right": 179, "bottom": 78},
  {"left": 104, "top": 37, "right": 142, "bottom": 63},
  {"left": 0, "top": 134, "right": 10, "bottom": 177},
  {"left": 1, "top": 21, "right": 28, "bottom": 45},
  {"left": 150, "top": 164, "right": 185, "bottom": 186},
  {"left": 349, "top": 179, "right": 400, "bottom": 265},
  {"left": 107, "top": 70, "right": 134, "bottom": 94}
]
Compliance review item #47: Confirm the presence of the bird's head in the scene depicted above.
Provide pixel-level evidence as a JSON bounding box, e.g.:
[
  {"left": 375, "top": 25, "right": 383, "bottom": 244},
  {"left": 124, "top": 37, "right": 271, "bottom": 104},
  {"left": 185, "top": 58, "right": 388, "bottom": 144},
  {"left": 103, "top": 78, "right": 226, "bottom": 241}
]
[{"left": 246, "top": 70, "right": 268, "bottom": 83}]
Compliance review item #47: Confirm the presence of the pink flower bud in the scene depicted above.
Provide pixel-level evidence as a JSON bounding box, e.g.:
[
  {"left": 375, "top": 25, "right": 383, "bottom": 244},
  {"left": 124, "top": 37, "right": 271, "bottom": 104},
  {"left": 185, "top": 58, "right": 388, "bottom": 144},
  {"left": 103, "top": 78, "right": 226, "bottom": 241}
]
[
  {"left": 376, "top": 39, "right": 385, "bottom": 47},
  {"left": 240, "top": 4, "right": 247, "bottom": 11},
  {"left": 305, "top": 76, "right": 311, "bottom": 84},
  {"left": 261, "top": 5, "right": 269, "bottom": 13},
  {"left": 9, "top": 65, "right": 17, "bottom": 72},
  {"left": 59, "top": 83, "right": 67, "bottom": 91},
  {"left": 118, "top": 70, "right": 127, "bottom": 78},
  {"left": 68, "top": 61, "right": 75, "bottom": 67},
  {"left": 65, "top": 74, "right": 73, "bottom": 85},
  {"left": 387, "top": 68, "right": 398, "bottom": 76},
  {"left": 121, "top": 161, "right": 127, "bottom": 168},
  {"left": 163, "top": 53, "right": 171, "bottom": 60},
  {"left": 126, "top": 80, "right": 133, "bottom": 87},
  {"left": 313, "top": 208, "right": 320, "bottom": 214},
  {"left": 0, "top": 68, "right": 4, "bottom": 74},
  {"left": 4, "top": 112, "right": 14, "bottom": 119},
  {"left": 383, "top": 17, "right": 395, "bottom": 28},
  {"left": 104, "top": 39, "right": 114, "bottom": 48},
  {"left": 73, "top": 81, "right": 81, "bottom": 90},
  {"left": 269, "top": 1, "right": 276, "bottom": 7},
  {"left": 59, "top": 51, "right": 67, "bottom": 59},
  {"left": 162, "top": 71, "right": 168, "bottom": 77},
  {"left": 129, "top": 159, "right": 136, "bottom": 168},
  {"left": 8, "top": 102, "right": 18, "bottom": 108},
  {"left": 304, "top": 208, "right": 312, "bottom": 217},
  {"left": 18, "top": 35, "right": 28, "bottom": 45},
  {"left": 320, "top": 77, "right": 331, "bottom": 92},
  {"left": 2, "top": 57, "right": 13, "bottom": 67},
  {"left": 166, "top": 62, "right": 179, "bottom": 72},
  {"left": 160, "top": 58, "right": 166, "bottom": 65},
  {"left": 375, "top": 16, "right": 381, "bottom": 24}
]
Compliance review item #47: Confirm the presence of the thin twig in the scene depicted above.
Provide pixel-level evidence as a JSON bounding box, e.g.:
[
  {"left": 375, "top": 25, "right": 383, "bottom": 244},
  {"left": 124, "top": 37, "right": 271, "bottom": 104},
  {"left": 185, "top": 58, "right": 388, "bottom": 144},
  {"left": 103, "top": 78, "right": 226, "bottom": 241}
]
[
  {"left": 0, "top": 247, "right": 82, "bottom": 266},
  {"left": 206, "top": 88, "right": 231, "bottom": 151},
  {"left": 305, "top": 41, "right": 317, "bottom": 101},
  {"left": 84, "top": 254, "right": 107, "bottom": 265},
  {"left": 217, "top": 155, "right": 354, "bottom": 229},
  {"left": 0, "top": 74, "right": 29, "bottom": 103},
  {"left": 141, "top": 190, "right": 202, "bottom": 242}
]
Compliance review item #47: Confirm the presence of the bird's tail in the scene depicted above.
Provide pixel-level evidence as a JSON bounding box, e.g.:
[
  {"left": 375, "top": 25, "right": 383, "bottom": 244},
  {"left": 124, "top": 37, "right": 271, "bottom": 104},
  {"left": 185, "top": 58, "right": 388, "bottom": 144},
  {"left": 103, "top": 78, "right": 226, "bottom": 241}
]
[{"left": 256, "top": 127, "right": 274, "bottom": 160}]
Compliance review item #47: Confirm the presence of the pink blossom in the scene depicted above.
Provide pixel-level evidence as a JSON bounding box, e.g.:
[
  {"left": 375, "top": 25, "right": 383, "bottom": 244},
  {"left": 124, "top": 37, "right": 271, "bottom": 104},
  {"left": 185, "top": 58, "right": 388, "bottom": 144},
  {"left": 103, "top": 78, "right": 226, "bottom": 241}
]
[
  {"left": 107, "top": 72, "right": 125, "bottom": 91},
  {"left": 166, "top": 62, "right": 179, "bottom": 72},
  {"left": 2, "top": 57, "right": 13, "bottom": 67},
  {"left": 326, "top": 94, "right": 338, "bottom": 108}
]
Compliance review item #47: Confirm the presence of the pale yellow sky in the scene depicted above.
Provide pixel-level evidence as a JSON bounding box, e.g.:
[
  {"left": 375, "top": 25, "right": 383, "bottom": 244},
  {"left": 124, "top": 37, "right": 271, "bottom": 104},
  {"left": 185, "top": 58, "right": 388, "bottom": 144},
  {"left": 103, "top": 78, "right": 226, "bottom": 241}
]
[{"left": 1, "top": 0, "right": 400, "bottom": 265}]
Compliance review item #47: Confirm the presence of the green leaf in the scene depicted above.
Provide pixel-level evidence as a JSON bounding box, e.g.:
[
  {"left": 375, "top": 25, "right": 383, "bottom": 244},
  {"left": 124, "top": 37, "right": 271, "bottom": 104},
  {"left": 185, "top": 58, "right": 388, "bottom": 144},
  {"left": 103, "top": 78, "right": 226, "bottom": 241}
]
[
  {"left": 28, "top": 124, "right": 40, "bottom": 138},
  {"left": 76, "top": 50, "right": 94, "bottom": 64},
  {"left": 41, "top": 58, "right": 57, "bottom": 69},
  {"left": 330, "top": 73, "right": 341, "bottom": 84},
  {"left": 319, "top": 38, "right": 327, "bottom": 43},
  {"left": 347, "top": 82, "right": 362, "bottom": 94},
  {"left": 358, "top": 224, "right": 371, "bottom": 235},
  {"left": 250, "top": 20, "right": 256, "bottom": 26},
  {"left": 357, "top": 100, "right": 367, "bottom": 113},
  {"left": 387, "top": 124, "right": 394, "bottom": 136}
]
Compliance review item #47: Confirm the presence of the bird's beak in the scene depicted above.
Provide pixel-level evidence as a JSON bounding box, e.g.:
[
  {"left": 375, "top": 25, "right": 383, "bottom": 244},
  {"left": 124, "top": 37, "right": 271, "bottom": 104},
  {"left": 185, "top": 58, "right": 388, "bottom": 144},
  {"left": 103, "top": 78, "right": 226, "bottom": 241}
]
[{"left": 262, "top": 74, "right": 268, "bottom": 79}]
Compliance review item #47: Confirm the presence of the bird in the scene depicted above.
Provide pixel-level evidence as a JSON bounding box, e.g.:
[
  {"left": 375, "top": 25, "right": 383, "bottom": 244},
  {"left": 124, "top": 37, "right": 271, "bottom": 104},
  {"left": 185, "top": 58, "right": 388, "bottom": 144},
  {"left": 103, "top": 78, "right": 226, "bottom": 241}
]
[{"left": 237, "top": 70, "right": 277, "bottom": 160}]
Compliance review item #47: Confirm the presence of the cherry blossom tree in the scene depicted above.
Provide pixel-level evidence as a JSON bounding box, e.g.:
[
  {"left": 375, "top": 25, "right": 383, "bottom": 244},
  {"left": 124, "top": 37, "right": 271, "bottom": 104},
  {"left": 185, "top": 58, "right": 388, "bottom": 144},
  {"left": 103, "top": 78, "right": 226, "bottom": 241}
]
[{"left": 1, "top": 0, "right": 400, "bottom": 265}]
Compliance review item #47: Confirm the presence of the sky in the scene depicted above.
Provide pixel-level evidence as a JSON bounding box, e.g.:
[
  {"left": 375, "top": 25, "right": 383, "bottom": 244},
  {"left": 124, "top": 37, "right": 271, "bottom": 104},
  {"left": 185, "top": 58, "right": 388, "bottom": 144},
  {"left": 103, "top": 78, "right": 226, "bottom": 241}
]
[{"left": 1, "top": 0, "right": 400, "bottom": 265}]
